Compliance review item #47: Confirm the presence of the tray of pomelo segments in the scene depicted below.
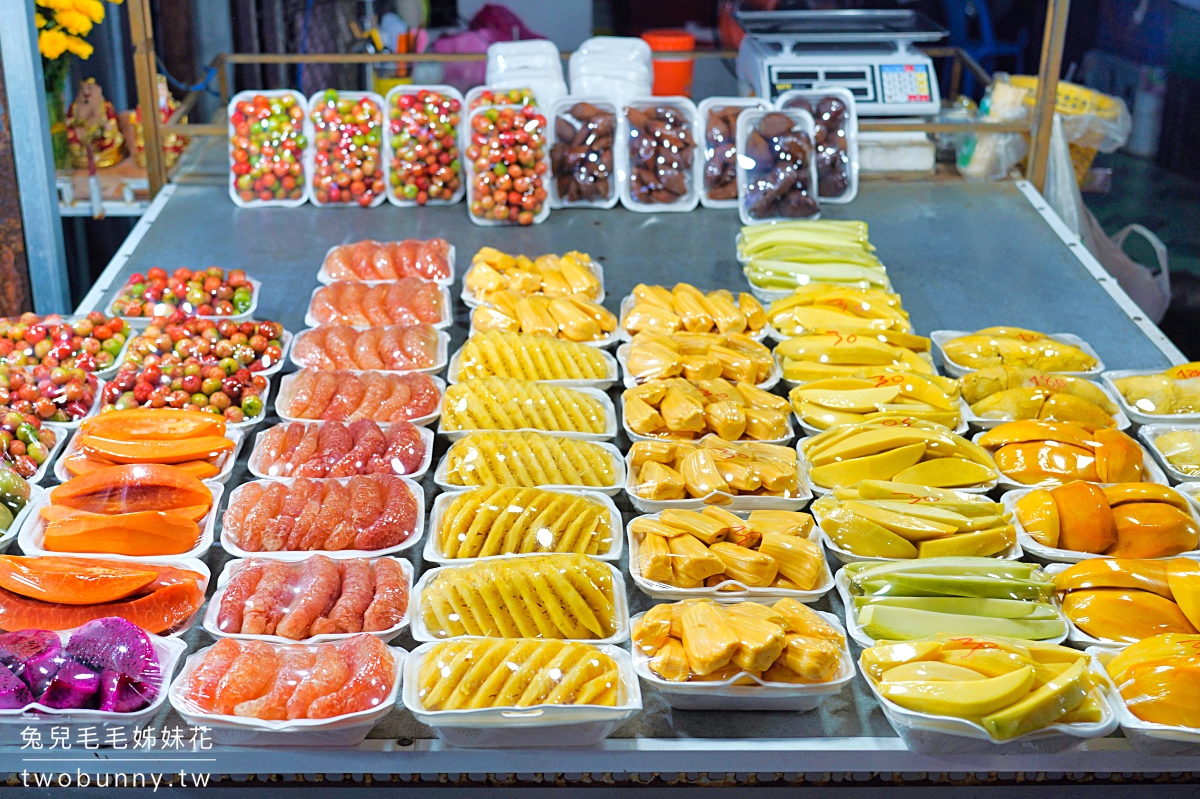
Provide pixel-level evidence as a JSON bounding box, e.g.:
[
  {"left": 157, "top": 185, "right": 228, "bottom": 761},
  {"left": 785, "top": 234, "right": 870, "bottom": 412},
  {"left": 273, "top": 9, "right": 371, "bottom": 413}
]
[
  {"left": 0, "top": 624, "right": 188, "bottom": 746},
  {"left": 834, "top": 560, "right": 1069, "bottom": 650},
  {"left": 246, "top": 421, "right": 435, "bottom": 483},
  {"left": 169, "top": 639, "right": 405, "bottom": 747}
]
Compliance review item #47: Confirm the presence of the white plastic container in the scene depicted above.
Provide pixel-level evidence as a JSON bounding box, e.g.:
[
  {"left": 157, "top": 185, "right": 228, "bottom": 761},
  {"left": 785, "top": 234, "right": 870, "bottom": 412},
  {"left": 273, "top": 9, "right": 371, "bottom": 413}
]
[
  {"left": 624, "top": 453, "right": 812, "bottom": 515},
  {"left": 466, "top": 311, "right": 618, "bottom": 350},
  {"left": 1179, "top": 481, "right": 1200, "bottom": 518},
  {"left": 227, "top": 89, "right": 310, "bottom": 208},
  {"left": 169, "top": 641, "right": 403, "bottom": 747},
  {"left": 0, "top": 485, "right": 44, "bottom": 554},
  {"left": 304, "top": 90, "right": 387, "bottom": 209},
  {"left": 616, "top": 343, "right": 782, "bottom": 392},
  {"left": 53, "top": 425, "right": 244, "bottom": 485},
  {"left": 1103, "top": 368, "right": 1200, "bottom": 426},
  {"left": 1091, "top": 646, "right": 1200, "bottom": 755},
  {"left": 798, "top": 437, "right": 999, "bottom": 498},
  {"left": 0, "top": 629, "right": 187, "bottom": 746},
  {"left": 835, "top": 567, "right": 1067, "bottom": 649},
  {"left": 697, "top": 97, "right": 771, "bottom": 210},
  {"left": 304, "top": 282, "right": 454, "bottom": 330},
  {"left": 108, "top": 278, "right": 264, "bottom": 329},
  {"left": 621, "top": 397, "right": 794, "bottom": 446},
  {"left": 383, "top": 85, "right": 466, "bottom": 207},
  {"left": 568, "top": 37, "right": 652, "bottom": 104},
  {"left": 118, "top": 323, "right": 288, "bottom": 379},
  {"left": 1139, "top": 423, "right": 1200, "bottom": 484},
  {"left": 289, "top": 327, "right": 449, "bottom": 376},
  {"left": 461, "top": 255, "right": 605, "bottom": 309},
  {"left": 1002, "top": 486, "right": 1199, "bottom": 563},
  {"left": 961, "top": 381, "right": 1129, "bottom": 431},
  {"left": 862, "top": 650, "right": 1119, "bottom": 754},
  {"left": 792, "top": 399, "right": 971, "bottom": 439},
  {"left": 979, "top": 431, "right": 1169, "bottom": 492},
  {"left": 203, "top": 556, "right": 412, "bottom": 644},
  {"left": 618, "top": 97, "right": 700, "bottom": 213},
  {"left": 736, "top": 108, "right": 820, "bottom": 226},
  {"left": 43, "top": 377, "right": 104, "bottom": 430},
  {"left": 437, "top": 385, "right": 617, "bottom": 442},
  {"left": 631, "top": 608, "right": 854, "bottom": 711},
  {"left": 931, "top": 330, "right": 1106, "bottom": 378},
  {"left": 617, "top": 292, "right": 770, "bottom": 344},
  {"left": 626, "top": 511, "right": 832, "bottom": 602},
  {"left": 403, "top": 639, "right": 639, "bottom": 748},
  {"left": 1041, "top": 563, "right": 1135, "bottom": 650},
  {"left": 316, "top": 242, "right": 457, "bottom": 287},
  {"left": 19, "top": 481, "right": 222, "bottom": 562},
  {"left": 219, "top": 475, "right": 424, "bottom": 561},
  {"left": 247, "top": 421, "right": 435, "bottom": 482},
  {"left": 410, "top": 554, "right": 631, "bottom": 645},
  {"left": 434, "top": 438, "right": 626, "bottom": 497},
  {"left": 547, "top": 96, "right": 620, "bottom": 210},
  {"left": 275, "top": 370, "right": 443, "bottom": 429},
  {"left": 447, "top": 343, "right": 618, "bottom": 390},
  {"left": 463, "top": 103, "right": 552, "bottom": 227},
  {"left": 775, "top": 87, "right": 860, "bottom": 204},
  {"left": 486, "top": 40, "right": 568, "bottom": 108},
  {"left": 424, "top": 488, "right": 624, "bottom": 565}
]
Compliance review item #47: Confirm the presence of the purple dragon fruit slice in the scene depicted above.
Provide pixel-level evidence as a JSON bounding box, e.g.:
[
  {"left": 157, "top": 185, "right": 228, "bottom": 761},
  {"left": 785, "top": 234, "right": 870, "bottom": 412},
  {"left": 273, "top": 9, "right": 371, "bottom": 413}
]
[
  {"left": 65, "top": 618, "right": 161, "bottom": 713},
  {"left": 38, "top": 656, "right": 100, "bottom": 710},
  {"left": 0, "top": 665, "right": 32, "bottom": 710},
  {"left": 0, "top": 630, "right": 64, "bottom": 696},
  {"left": 96, "top": 669, "right": 158, "bottom": 713}
]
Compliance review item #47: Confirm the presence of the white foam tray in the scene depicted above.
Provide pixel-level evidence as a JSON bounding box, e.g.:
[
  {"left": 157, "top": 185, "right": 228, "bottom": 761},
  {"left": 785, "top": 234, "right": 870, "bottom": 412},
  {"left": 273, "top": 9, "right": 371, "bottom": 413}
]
[
  {"left": 276, "top": 371, "right": 443, "bottom": 428},
  {"left": 447, "top": 342, "right": 619, "bottom": 389},
  {"left": 976, "top": 431, "right": 1170, "bottom": 492},
  {"left": 434, "top": 438, "right": 626, "bottom": 497},
  {"left": 617, "top": 343, "right": 781, "bottom": 392},
  {"left": 304, "top": 283, "right": 454, "bottom": 330},
  {"left": 931, "top": 330, "right": 1105, "bottom": 379},
  {"left": 461, "top": 258, "right": 605, "bottom": 309},
  {"left": 246, "top": 421, "right": 434, "bottom": 482},
  {"left": 317, "top": 243, "right": 457, "bottom": 287},
  {"left": 1091, "top": 646, "right": 1200, "bottom": 755},
  {"left": 437, "top": 385, "right": 617, "bottom": 442},
  {"left": 624, "top": 452, "right": 811, "bottom": 515},
  {"left": 289, "top": 327, "right": 450, "bottom": 376},
  {"left": 53, "top": 425, "right": 244, "bottom": 485},
  {"left": 615, "top": 292, "right": 770, "bottom": 343},
  {"left": 110, "top": 279, "right": 263, "bottom": 328},
  {"left": 798, "top": 435, "right": 999, "bottom": 498},
  {"left": 1139, "top": 423, "right": 1200, "bottom": 484}
]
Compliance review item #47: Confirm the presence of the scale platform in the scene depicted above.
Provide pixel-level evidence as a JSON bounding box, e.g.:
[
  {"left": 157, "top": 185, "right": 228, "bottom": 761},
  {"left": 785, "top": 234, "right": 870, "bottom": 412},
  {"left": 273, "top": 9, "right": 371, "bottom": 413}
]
[{"left": 735, "top": 8, "right": 947, "bottom": 115}]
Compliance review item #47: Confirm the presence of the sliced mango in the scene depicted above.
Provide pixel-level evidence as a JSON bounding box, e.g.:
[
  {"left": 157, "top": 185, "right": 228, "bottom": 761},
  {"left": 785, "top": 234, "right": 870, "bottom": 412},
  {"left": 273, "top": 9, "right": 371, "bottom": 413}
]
[{"left": 878, "top": 665, "right": 1034, "bottom": 717}]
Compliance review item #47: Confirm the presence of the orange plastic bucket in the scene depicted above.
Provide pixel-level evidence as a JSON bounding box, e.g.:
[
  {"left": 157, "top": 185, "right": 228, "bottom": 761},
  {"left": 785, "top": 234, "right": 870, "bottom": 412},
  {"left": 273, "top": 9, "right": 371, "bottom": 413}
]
[{"left": 641, "top": 29, "right": 696, "bottom": 97}]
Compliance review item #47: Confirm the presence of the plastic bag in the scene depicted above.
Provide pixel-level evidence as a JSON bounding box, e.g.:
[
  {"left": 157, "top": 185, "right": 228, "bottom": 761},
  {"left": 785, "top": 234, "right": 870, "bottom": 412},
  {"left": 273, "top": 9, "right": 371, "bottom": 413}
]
[
  {"left": 434, "top": 486, "right": 615, "bottom": 558},
  {"left": 1153, "top": 429, "right": 1200, "bottom": 476},
  {"left": 210, "top": 556, "right": 408, "bottom": 639},
  {"left": 418, "top": 554, "right": 621, "bottom": 640},
  {"left": 439, "top": 431, "right": 619, "bottom": 489},
  {"left": 958, "top": 81, "right": 1030, "bottom": 180},
  {"left": 485, "top": 40, "right": 567, "bottom": 107},
  {"left": 568, "top": 37, "right": 653, "bottom": 105}
]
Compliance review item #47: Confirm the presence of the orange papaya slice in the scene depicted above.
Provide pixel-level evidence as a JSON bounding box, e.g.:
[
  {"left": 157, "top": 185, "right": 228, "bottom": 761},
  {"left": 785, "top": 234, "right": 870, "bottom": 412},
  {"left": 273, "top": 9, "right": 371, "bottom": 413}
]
[
  {"left": 1050, "top": 480, "right": 1116, "bottom": 553},
  {"left": 43, "top": 511, "right": 203, "bottom": 557},
  {"left": 76, "top": 433, "right": 233, "bottom": 465},
  {"left": 50, "top": 464, "right": 211, "bottom": 515},
  {"left": 0, "top": 581, "right": 204, "bottom": 634},
  {"left": 0, "top": 555, "right": 157, "bottom": 605},
  {"left": 62, "top": 452, "right": 117, "bottom": 478},
  {"left": 172, "top": 459, "right": 222, "bottom": 480},
  {"left": 80, "top": 408, "right": 226, "bottom": 441}
]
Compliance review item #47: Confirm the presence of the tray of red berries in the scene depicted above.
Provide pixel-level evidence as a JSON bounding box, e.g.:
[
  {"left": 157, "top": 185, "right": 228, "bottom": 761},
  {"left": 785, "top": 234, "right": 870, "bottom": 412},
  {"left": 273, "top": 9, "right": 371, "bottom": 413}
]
[
  {"left": 0, "top": 413, "right": 66, "bottom": 484},
  {"left": 108, "top": 267, "right": 259, "bottom": 324},
  {"left": 306, "top": 89, "right": 387, "bottom": 208},
  {"left": 228, "top": 90, "right": 310, "bottom": 208},
  {"left": 385, "top": 85, "right": 464, "bottom": 207},
  {"left": 465, "top": 101, "right": 550, "bottom": 227},
  {"left": 0, "top": 312, "right": 131, "bottom": 380},
  {"left": 123, "top": 316, "right": 290, "bottom": 378},
  {"left": 0, "top": 365, "right": 100, "bottom": 429}
]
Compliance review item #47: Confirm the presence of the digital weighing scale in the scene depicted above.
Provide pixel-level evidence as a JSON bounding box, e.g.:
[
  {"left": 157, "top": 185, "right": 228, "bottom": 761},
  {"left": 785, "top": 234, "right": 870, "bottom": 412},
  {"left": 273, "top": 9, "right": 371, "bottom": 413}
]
[{"left": 735, "top": 8, "right": 948, "bottom": 116}]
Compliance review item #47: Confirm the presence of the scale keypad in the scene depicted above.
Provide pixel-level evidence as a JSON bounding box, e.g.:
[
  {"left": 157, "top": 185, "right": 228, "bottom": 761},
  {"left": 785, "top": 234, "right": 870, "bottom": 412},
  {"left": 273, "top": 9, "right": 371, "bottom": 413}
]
[{"left": 879, "top": 64, "right": 932, "bottom": 104}]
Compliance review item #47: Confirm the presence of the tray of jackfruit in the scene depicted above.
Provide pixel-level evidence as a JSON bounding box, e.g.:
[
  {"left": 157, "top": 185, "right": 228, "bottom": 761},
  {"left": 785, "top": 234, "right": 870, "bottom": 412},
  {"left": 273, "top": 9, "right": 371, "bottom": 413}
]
[
  {"left": 617, "top": 283, "right": 768, "bottom": 343},
  {"left": 622, "top": 378, "right": 794, "bottom": 446},
  {"left": 736, "top": 220, "right": 892, "bottom": 304},
  {"left": 1004, "top": 482, "right": 1200, "bottom": 565},
  {"left": 1091, "top": 636, "right": 1200, "bottom": 756},
  {"left": 932, "top": 327, "right": 1104, "bottom": 379},
  {"left": 1139, "top": 425, "right": 1200, "bottom": 484},
  {"left": 974, "top": 420, "right": 1169, "bottom": 491},
  {"left": 424, "top": 486, "right": 623, "bottom": 564},
  {"left": 787, "top": 371, "right": 968, "bottom": 437},
  {"left": 461, "top": 247, "right": 605, "bottom": 308},
  {"left": 631, "top": 598, "right": 854, "bottom": 711},
  {"left": 437, "top": 377, "right": 617, "bottom": 442},
  {"left": 1103, "top": 362, "right": 1200, "bottom": 426},
  {"left": 403, "top": 639, "right": 641, "bottom": 749},
  {"left": 618, "top": 331, "right": 780, "bottom": 391},
  {"left": 810, "top": 482, "right": 1019, "bottom": 566},
  {"left": 798, "top": 420, "right": 1001, "bottom": 497},
  {"left": 859, "top": 635, "right": 1117, "bottom": 755},
  {"left": 958, "top": 366, "right": 1129, "bottom": 431},
  {"left": 447, "top": 331, "right": 619, "bottom": 389},
  {"left": 1045, "top": 558, "right": 1200, "bottom": 651},
  {"left": 627, "top": 508, "right": 831, "bottom": 601},
  {"left": 435, "top": 432, "right": 626, "bottom": 496},
  {"left": 468, "top": 290, "right": 619, "bottom": 348},
  {"left": 625, "top": 437, "right": 811, "bottom": 514},
  {"left": 837, "top": 558, "right": 1068, "bottom": 650},
  {"left": 411, "top": 553, "right": 630, "bottom": 645}
]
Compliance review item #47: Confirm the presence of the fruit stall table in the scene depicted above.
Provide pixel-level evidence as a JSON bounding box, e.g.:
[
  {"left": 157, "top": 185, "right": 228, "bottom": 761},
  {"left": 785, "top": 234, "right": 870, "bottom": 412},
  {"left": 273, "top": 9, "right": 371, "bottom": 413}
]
[{"left": 24, "top": 177, "right": 1192, "bottom": 779}]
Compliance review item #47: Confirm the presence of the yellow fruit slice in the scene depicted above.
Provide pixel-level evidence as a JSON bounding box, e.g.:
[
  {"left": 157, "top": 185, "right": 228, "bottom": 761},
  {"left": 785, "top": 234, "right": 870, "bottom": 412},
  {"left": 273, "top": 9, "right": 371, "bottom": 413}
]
[
  {"left": 793, "top": 386, "right": 902, "bottom": 413},
  {"left": 1168, "top": 558, "right": 1200, "bottom": 630},
  {"left": 981, "top": 659, "right": 1087, "bottom": 740},
  {"left": 841, "top": 500, "right": 958, "bottom": 542},
  {"left": 878, "top": 666, "right": 1035, "bottom": 717},
  {"left": 809, "top": 443, "right": 926, "bottom": 488},
  {"left": 880, "top": 661, "right": 987, "bottom": 682},
  {"left": 821, "top": 507, "right": 918, "bottom": 559},
  {"left": 915, "top": 525, "right": 1014, "bottom": 558},
  {"left": 892, "top": 458, "right": 996, "bottom": 488},
  {"left": 1015, "top": 489, "right": 1059, "bottom": 548}
]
